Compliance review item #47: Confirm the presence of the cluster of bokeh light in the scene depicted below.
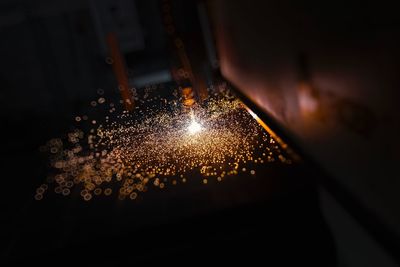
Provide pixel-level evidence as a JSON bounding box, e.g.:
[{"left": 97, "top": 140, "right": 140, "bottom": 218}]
[{"left": 36, "top": 84, "right": 292, "bottom": 201}]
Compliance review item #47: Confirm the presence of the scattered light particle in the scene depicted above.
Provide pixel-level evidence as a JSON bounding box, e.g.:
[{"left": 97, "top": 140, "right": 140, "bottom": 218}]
[
  {"left": 104, "top": 188, "right": 112, "bottom": 196},
  {"left": 62, "top": 188, "right": 70, "bottom": 196}
]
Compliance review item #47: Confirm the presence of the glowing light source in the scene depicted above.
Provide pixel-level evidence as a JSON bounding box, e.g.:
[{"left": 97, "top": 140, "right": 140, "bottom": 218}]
[{"left": 187, "top": 120, "right": 203, "bottom": 134}]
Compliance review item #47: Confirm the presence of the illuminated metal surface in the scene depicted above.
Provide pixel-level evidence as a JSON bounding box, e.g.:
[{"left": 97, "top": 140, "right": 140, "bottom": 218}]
[
  {"left": 37, "top": 84, "right": 293, "bottom": 201},
  {"left": 243, "top": 103, "right": 301, "bottom": 162}
]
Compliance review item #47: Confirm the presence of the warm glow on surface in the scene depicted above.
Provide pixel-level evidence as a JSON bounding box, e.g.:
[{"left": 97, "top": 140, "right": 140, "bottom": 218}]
[
  {"left": 188, "top": 120, "right": 203, "bottom": 134},
  {"left": 243, "top": 103, "right": 300, "bottom": 162},
  {"left": 36, "top": 84, "right": 294, "bottom": 202}
]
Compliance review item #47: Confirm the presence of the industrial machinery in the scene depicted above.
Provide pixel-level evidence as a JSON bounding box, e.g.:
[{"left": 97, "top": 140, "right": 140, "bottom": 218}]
[{"left": 1, "top": 0, "right": 399, "bottom": 266}]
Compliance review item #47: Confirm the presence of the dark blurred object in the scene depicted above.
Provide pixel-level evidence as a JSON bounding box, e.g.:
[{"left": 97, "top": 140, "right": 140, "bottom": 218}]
[{"left": 211, "top": 0, "right": 400, "bottom": 265}]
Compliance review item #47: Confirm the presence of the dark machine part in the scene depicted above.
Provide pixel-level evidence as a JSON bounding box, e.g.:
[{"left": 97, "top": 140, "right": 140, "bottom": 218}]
[
  {"left": 210, "top": 0, "right": 400, "bottom": 265},
  {"left": 160, "top": 0, "right": 209, "bottom": 105},
  {"left": 1, "top": 0, "right": 399, "bottom": 266}
]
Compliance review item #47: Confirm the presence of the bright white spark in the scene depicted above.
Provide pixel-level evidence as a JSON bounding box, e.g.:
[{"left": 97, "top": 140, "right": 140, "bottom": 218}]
[{"left": 187, "top": 120, "right": 203, "bottom": 134}]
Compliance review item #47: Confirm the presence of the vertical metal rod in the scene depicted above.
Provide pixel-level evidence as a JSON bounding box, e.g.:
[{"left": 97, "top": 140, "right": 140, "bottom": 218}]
[{"left": 106, "top": 32, "right": 134, "bottom": 111}]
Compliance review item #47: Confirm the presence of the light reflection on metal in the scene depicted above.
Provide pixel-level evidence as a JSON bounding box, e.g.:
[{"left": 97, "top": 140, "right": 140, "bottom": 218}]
[{"left": 243, "top": 103, "right": 301, "bottom": 162}]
